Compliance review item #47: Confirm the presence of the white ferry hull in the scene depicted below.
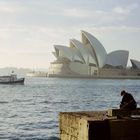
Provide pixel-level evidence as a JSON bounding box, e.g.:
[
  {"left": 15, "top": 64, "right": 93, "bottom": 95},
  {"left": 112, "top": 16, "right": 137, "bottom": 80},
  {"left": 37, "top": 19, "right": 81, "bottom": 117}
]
[{"left": 0, "top": 76, "right": 25, "bottom": 84}]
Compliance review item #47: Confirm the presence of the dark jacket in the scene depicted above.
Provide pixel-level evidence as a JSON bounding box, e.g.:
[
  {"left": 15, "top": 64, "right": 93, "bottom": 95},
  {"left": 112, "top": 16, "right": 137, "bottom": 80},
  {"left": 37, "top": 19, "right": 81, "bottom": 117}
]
[{"left": 120, "top": 92, "right": 137, "bottom": 109}]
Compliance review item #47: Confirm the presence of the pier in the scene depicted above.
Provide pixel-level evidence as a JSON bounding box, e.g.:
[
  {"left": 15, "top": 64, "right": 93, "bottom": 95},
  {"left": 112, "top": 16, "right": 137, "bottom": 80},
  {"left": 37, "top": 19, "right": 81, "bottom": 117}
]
[{"left": 59, "top": 109, "right": 140, "bottom": 140}]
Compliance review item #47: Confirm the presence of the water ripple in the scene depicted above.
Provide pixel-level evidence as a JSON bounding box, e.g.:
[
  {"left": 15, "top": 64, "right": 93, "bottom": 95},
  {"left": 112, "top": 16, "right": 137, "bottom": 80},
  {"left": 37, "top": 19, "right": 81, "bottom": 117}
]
[
  {"left": 0, "top": 77, "right": 139, "bottom": 139},
  {"left": 0, "top": 101, "right": 9, "bottom": 104}
]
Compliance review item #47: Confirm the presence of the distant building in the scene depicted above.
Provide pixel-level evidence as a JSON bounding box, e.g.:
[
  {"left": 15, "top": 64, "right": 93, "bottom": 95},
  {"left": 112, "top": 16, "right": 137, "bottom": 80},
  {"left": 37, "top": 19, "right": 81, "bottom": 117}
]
[
  {"left": 26, "top": 71, "right": 47, "bottom": 77},
  {"left": 48, "top": 30, "right": 140, "bottom": 77}
]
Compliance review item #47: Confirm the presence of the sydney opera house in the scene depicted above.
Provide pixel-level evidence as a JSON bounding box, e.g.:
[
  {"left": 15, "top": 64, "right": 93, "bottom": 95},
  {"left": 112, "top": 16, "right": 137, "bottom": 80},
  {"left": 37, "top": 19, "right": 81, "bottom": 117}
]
[{"left": 48, "top": 30, "right": 140, "bottom": 78}]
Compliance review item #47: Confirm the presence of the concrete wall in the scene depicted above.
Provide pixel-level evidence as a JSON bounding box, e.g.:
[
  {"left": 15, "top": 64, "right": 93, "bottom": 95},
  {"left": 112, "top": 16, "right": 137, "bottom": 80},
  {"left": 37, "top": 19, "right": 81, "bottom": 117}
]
[
  {"left": 59, "top": 111, "right": 140, "bottom": 140},
  {"left": 48, "top": 62, "right": 98, "bottom": 76},
  {"left": 48, "top": 62, "right": 140, "bottom": 78},
  {"left": 99, "top": 68, "right": 126, "bottom": 76},
  {"left": 48, "top": 63, "right": 64, "bottom": 75},
  {"left": 48, "top": 62, "right": 76, "bottom": 75},
  {"left": 99, "top": 68, "right": 140, "bottom": 76},
  {"left": 69, "top": 62, "right": 89, "bottom": 75}
]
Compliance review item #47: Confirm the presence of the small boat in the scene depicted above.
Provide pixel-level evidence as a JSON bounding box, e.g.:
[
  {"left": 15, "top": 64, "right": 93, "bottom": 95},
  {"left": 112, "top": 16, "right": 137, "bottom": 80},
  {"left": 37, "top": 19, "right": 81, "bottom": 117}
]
[{"left": 0, "top": 74, "right": 25, "bottom": 84}]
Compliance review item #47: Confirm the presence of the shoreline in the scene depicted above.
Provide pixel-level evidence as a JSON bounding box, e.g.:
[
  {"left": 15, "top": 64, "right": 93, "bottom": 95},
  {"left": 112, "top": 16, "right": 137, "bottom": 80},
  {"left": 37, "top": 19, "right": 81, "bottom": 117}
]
[{"left": 48, "top": 74, "right": 140, "bottom": 79}]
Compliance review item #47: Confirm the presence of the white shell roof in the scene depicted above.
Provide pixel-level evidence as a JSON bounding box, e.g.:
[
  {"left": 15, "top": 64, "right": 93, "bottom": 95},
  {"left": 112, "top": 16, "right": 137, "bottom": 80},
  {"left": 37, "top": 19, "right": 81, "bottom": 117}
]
[
  {"left": 81, "top": 30, "right": 107, "bottom": 68},
  {"left": 54, "top": 45, "right": 73, "bottom": 61},
  {"left": 130, "top": 59, "right": 140, "bottom": 69},
  {"left": 70, "top": 39, "right": 88, "bottom": 63},
  {"left": 105, "top": 50, "right": 129, "bottom": 68},
  {"left": 52, "top": 31, "right": 137, "bottom": 69}
]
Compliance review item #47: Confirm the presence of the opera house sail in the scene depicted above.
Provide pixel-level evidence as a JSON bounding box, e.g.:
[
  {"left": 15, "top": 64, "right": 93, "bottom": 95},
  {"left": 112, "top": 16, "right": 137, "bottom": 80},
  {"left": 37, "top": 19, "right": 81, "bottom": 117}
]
[
  {"left": 104, "top": 50, "right": 129, "bottom": 69},
  {"left": 48, "top": 30, "right": 140, "bottom": 78},
  {"left": 130, "top": 59, "right": 140, "bottom": 69},
  {"left": 81, "top": 30, "right": 107, "bottom": 68}
]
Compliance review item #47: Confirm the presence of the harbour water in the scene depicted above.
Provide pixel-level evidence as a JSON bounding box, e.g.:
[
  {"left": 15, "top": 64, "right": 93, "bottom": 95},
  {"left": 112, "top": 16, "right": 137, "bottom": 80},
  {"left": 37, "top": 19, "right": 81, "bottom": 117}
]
[{"left": 0, "top": 77, "right": 140, "bottom": 140}]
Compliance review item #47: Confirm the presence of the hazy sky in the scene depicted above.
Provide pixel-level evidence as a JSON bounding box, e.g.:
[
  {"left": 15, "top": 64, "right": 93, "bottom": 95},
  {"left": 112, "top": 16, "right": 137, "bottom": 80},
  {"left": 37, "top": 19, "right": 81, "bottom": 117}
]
[{"left": 0, "top": 0, "right": 140, "bottom": 69}]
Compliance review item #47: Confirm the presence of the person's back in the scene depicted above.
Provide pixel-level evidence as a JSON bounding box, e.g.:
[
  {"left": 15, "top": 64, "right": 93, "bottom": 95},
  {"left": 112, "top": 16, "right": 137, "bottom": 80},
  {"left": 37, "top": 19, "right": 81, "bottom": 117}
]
[{"left": 120, "top": 90, "right": 137, "bottom": 110}]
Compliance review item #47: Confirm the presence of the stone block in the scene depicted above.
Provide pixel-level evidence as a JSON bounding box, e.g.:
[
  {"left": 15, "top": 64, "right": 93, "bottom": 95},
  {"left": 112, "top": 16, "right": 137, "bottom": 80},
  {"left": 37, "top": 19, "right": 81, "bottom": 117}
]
[
  {"left": 59, "top": 111, "right": 140, "bottom": 140},
  {"left": 108, "top": 108, "right": 140, "bottom": 117}
]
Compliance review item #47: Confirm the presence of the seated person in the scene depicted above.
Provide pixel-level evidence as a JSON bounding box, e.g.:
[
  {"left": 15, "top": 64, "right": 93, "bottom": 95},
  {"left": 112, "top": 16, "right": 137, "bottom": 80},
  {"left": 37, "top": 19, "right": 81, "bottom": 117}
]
[{"left": 120, "top": 90, "right": 137, "bottom": 110}]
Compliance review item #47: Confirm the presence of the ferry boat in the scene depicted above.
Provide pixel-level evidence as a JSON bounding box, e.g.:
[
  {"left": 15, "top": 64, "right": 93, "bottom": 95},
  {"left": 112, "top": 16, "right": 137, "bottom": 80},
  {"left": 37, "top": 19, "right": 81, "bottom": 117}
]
[{"left": 0, "top": 74, "right": 25, "bottom": 84}]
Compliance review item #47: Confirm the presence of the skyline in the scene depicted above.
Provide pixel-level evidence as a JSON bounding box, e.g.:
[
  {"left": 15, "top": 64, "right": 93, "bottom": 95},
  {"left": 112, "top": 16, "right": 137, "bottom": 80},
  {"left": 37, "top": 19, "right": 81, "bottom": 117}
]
[{"left": 0, "top": 0, "right": 140, "bottom": 69}]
